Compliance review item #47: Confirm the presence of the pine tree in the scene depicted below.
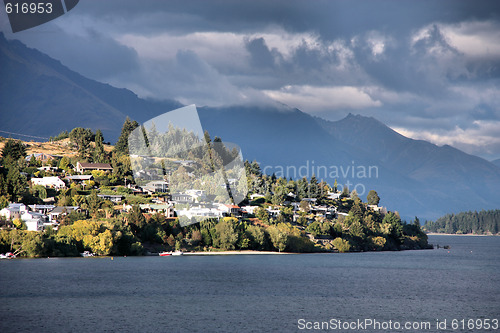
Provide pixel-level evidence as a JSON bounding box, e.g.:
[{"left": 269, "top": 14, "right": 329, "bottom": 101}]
[
  {"left": 1, "top": 139, "right": 26, "bottom": 161},
  {"left": 93, "top": 129, "right": 107, "bottom": 163},
  {"left": 367, "top": 190, "right": 380, "bottom": 205},
  {"left": 69, "top": 127, "right": 94, "bottom": 160},
  {"left": 114, "top": 117, "right": 139, "bottom": 156},
  {"left": 6, "top": 165, "right": 26, "bottom": 201}
]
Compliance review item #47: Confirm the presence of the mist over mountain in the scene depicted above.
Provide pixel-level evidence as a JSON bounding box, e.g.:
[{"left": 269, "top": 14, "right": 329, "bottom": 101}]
[
  {"left": 1, "top": 33, "right": 500, "bottom": 220},
  {"left": 0, "top": 33, "right": 180, "bottom": 142}
]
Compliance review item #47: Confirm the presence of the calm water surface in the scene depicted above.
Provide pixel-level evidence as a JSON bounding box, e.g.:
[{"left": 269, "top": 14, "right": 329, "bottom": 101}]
[{"left": 0, "top": 235, "right": 498, "bottom": 332}]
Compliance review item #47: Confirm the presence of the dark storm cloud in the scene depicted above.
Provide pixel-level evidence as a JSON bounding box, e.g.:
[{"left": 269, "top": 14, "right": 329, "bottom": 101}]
[
  {"left": 71, "top": 0, "right": 500, "bottom": 39},
  {"left": 3, "top": 0, "right": 500, "bottom": 159},
  {"left": 7, "top": 24, "right": 139, "bottom": 83},
  {"left": 245, "top": 37, "right": 275, "bottom": 69}
]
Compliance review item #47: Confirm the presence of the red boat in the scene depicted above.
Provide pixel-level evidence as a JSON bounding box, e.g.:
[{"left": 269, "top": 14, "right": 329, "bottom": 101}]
[{"left": 159, "top": 251, "right": 172, "bottom": 256}]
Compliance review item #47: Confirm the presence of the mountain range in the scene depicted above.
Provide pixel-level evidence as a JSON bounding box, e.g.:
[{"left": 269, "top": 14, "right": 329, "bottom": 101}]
[{"left": 1, "top": 33, "right": 500, "bottom": 220}]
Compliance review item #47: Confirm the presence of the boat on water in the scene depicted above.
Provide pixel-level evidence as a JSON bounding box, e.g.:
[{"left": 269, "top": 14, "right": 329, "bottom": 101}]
[
  {"left": 81, "top": 251, "right": 95, "bottom": 257},
  {"left": 0, "top": 252, "right": 15, "bottom": 259},
  {"left": 159, "top": 251, "right": 183, "bottom": 256}
]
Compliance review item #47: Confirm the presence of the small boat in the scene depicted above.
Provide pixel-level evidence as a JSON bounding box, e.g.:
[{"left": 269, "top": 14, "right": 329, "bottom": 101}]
[
  {"left": 0, "top": 252, "right": 15, "bottom": 259},
  {"left": 81, "top": 251, "right": 95, "bottom": 257},
  {"left": 159, "top": 251, "right": 183, "bottom": 256}
]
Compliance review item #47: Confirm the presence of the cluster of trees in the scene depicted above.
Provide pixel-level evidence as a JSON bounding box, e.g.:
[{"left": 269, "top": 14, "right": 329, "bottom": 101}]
[
  {"left": 334, "top": 204, "right": 428, "bottom": 251},
  {"left": 424, "top": 210, "right": 500, "bottom": 235},
  {"left": 0, "top": 218, "right": 144, "bottom": 257},
  {"left": 0, "top": 139, "right": 30, "bottom": 204},
  {"left": 192, "top": 217, "right": 315, "bottom": 253}
]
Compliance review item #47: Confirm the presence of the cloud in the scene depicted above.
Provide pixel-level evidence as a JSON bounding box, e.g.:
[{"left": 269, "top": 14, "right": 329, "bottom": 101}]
[
  {"left": 5, "top": 17, "right": 140, "bottom": 83},
  {"left": 263, "top": 85, "right": 382, "bottom": 112},
  {"left": 245, "top": 37, "right": 276, "bottom": 68},
  {"left": 393, "top": 120, "right": 500, "bottom": 159},
  {"left": 4, "top": 0, "right": 500, "bottom": 159},
  {"left": 439, "top": 21, "right": 500, "bottom": 61}
]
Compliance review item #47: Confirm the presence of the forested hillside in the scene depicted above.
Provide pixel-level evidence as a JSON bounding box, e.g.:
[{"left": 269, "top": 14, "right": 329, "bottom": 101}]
[{"left": 424, "top": 210, "right": 500, "bottom": 235}]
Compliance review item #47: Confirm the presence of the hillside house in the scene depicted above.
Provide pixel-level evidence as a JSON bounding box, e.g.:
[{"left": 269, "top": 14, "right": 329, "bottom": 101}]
[
  {"left": 219, "top": 204, "right": 242, "bottom": 216},
  {"left": 48, "top": 206, "right": 80, "bottom": 222},
  {"left": 24, "top": 219, "right": 45, "bottom": 231},
  {"left": 66, "top": 175, "right": 93, "bottom": 185},
  {"left": 0, "top": 203, "right": 28, "bottom": 220},
  {"left": 76, "top": 162, "right": 112, "bottom": 174},
  {"left": 143, "top": 180, "right": 169, "bottom": 194},
  {"left": 139, "top": 204, "right": 175, "bottom": 217},
  {"left": 171, "top": 192, "right": 194, "bottom": 203},
  {"left": 241, "top": 205, "right": 259, "bottom": 215},
  {"left": 327, "top": 192, "right": 341, "bottom": 200},
  {"left": 31, "top": 177, "right": 66, "bottom": 189},
  {"left": 97, "top": 194, "right": 124, "bottom": 203},
  {"left": 28, "top": 204, "right": 56, "bottom": 215}
]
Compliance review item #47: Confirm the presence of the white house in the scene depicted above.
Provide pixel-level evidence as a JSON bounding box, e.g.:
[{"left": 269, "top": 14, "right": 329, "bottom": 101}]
[
  {"left": 24, "top": 219, "right": 44, "bottom": 231},
  {"left": 218, "top": 204, "right": 242, "bottom": 216},
  {"left": 241, "top": 205, "right": 260, "bottom": 215},
  {"left": 327, "top": 192, "right": 341, "bottom": 200},
  {"left": 0, "top": 203, "right": 28, "bottom": 220},
  {"left": 19, "top": 210, "right": 47, "bottom": 231},
  {"left": 31, "top": 177, "right": 66, "bottom": 190}
]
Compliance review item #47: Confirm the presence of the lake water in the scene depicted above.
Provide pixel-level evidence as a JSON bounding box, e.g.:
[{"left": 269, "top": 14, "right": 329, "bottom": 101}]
[{"left": 1, "top": 235, "right": 498, "bottom": 332}]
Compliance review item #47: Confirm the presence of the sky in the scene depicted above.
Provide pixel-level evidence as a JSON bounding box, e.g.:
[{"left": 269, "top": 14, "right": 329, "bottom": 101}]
[{"left": 2, "top": 0, "right": 500, "bottom": 160}]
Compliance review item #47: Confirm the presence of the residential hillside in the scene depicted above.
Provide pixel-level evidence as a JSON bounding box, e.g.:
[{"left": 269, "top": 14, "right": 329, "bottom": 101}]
[
  {"left": 1, "top": 33, "right": 500, "bottom": 220},
  {"left": 0, "top": 132, "right": 430, "bottom": 258}
]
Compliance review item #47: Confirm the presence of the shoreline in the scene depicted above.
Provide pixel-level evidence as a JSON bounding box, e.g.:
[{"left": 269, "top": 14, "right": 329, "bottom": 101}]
[
  {"left": 426, "top": 233, "right": 498, "bottom": 236},
  {"left": 182, "top": 250, "right": 293, "bottom": 256}
]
